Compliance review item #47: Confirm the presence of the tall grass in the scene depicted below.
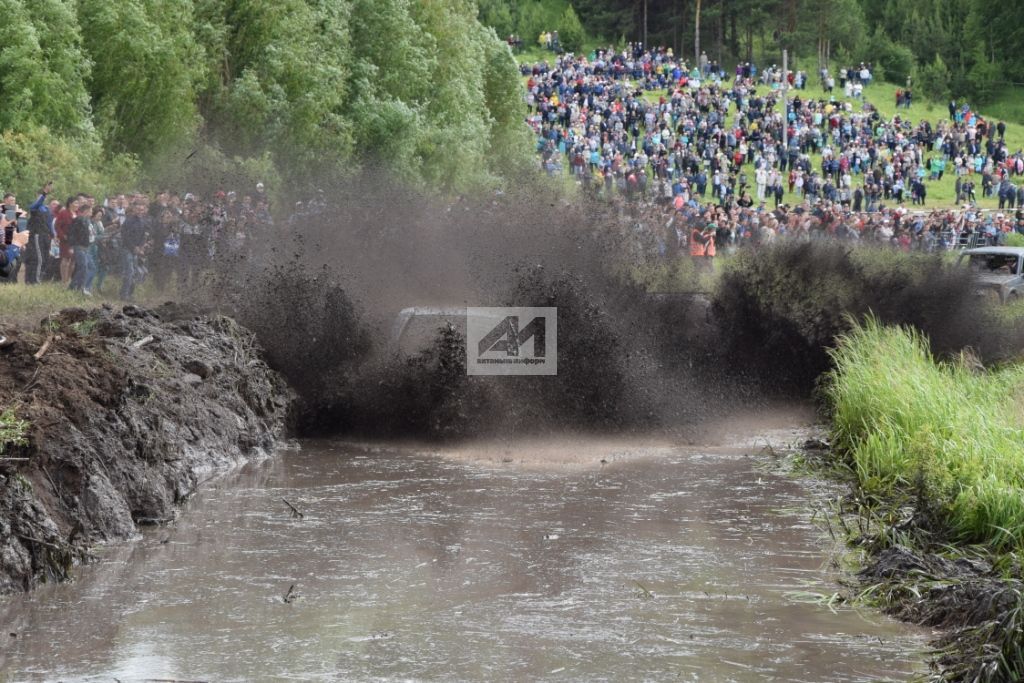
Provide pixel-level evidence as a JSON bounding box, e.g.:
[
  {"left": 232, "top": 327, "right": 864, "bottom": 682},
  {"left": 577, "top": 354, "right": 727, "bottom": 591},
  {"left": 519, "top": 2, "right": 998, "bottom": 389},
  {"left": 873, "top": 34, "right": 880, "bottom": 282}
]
[{"left": 826, "top": 317, "right": 1024, "bottom": 550}]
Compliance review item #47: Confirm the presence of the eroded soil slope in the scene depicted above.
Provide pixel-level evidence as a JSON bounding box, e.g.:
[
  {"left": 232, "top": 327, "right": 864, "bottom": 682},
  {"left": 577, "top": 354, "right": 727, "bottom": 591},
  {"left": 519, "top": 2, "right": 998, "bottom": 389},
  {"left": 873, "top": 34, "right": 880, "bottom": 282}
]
[{"left": 0, "top": 303, "right": 292, "bottom": 594}]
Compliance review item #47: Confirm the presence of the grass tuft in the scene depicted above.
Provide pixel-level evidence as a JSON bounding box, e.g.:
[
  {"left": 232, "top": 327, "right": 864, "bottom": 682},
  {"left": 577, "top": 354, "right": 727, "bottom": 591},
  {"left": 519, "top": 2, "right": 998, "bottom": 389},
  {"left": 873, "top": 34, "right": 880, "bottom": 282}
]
[
  {"left": 825, "top": 317, "right": 1024, "bottom": 552},
  {"left": 0, "top": 407, "right": 29, "bottom": 456}
]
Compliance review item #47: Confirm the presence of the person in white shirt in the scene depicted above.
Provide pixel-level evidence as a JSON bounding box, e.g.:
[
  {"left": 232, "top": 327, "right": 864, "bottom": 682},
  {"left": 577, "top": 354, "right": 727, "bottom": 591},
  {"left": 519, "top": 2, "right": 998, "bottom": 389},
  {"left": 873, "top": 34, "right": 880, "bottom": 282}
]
[{"left": 755, "top": 166, "right": 768, "bottom": 200}]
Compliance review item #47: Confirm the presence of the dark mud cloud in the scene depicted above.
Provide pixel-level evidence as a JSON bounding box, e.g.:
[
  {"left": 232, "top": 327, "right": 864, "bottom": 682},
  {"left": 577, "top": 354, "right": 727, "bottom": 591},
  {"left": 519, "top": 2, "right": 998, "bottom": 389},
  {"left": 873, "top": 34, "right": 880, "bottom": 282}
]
[
  {"left": 712, "top": 240, "right": 1024, "bottom": 393},
  {"left": 208, "top": 173, "right": 1023, "bottom": 439},
  {"left": 209, "top": 173, "right": 731, "bottom": 439}
]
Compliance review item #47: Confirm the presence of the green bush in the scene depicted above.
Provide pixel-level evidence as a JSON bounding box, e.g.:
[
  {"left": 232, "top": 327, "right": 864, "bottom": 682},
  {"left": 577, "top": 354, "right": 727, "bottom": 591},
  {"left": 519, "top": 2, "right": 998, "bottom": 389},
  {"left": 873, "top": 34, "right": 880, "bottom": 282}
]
[
  {"left": 863, "top": 28, "right": 916, "bottom": 85},
  {"left": 0, "top": 125, "right": 137, "bottom": 201},
  {"left": 0, "top": 407, "right": 29, "bottom": 456},
  {"left": 915, "top": 54, "right": 952, "bottom": 103}
]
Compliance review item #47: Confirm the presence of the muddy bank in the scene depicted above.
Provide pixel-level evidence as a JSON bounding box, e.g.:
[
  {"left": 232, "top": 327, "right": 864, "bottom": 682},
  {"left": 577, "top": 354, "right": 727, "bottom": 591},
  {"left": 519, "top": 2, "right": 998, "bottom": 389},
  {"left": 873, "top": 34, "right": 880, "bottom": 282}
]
[
  {"left": 0, "top": 303, "right": 292, "bottom": 595},
  {"left": 796, "top": 441, "right": 1024, "bottom": 682},
  {"left": 858, "top": 545, "right": 1023, "bottom": 681}
]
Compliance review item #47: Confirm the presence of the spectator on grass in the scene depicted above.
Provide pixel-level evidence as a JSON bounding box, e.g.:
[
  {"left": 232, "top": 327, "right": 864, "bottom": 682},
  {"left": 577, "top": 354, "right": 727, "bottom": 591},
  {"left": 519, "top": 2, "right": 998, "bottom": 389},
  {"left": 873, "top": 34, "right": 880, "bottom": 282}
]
[
  {"left": 67, "top": 202, "right": 92, "bottom": 294},
  {"left": 119, "top": 200, "right": 149, "bottom": 301}
]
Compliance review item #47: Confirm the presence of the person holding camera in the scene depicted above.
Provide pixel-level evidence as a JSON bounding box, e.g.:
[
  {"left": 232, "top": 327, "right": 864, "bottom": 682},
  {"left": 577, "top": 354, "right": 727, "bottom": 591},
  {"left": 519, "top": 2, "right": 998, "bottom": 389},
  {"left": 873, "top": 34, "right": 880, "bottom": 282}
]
[
  {"left": 0, "top": 208, "right": 29, "bottom": 284},
  {"left": 0, "top": 192, "right": 30, "bottom": 284}
]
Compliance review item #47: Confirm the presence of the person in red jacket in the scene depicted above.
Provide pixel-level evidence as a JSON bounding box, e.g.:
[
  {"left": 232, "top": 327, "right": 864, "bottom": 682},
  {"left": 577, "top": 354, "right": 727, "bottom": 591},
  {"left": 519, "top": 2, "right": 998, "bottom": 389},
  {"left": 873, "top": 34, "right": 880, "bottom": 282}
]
[{"left": 54, "top": 195, "right": 81, "bottom": 285}]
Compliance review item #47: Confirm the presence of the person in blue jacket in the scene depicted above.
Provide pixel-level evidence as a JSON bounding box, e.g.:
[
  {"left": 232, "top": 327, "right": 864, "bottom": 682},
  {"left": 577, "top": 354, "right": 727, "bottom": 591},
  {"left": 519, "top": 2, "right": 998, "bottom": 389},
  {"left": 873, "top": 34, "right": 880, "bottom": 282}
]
[{"left": 23, "top": 182, "right": 54, "bottom": 285}]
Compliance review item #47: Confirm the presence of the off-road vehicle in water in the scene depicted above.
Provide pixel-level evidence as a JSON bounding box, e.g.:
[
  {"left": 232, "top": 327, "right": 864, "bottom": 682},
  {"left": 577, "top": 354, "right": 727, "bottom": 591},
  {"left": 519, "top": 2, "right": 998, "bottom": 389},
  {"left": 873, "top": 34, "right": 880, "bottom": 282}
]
[{"left": 958, "top": 246, "right": 1024, "bottom": 303}]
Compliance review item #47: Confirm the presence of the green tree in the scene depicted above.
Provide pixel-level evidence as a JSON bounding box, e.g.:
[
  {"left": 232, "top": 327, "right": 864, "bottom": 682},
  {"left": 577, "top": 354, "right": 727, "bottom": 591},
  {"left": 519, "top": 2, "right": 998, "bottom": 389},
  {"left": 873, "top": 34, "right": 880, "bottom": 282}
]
[
  {"left": 557, "top": 4, "right": 586, "bottom": 52},
  {"left": 916, "top": 53, "right": 952, "bottom": 103},
  {"left": 966, "top": 47, "right": 1002, "bottom": 105},
  {"left": 197, "top": 0, "right": 354, "bottom": 185},
  {"left": 478, "top": 0, "right": 516, "bottom": 37},
  {"left": 78, "top": 0, "right": 205, "bottom": 157},
  {"left": 862, "top": 27, "right": 915, "bottom": 84},
  {"left": 0, "top": 0, "right": 537, "bottom": 197},
  {"left": 346, "top": 0, "right": 434, "bottom": 182},
  {"left": 0, "top": 0, "right": 92, "bottom": 135},
  {"left": 481, "top": 32, "right": 534, "bottom": 175},
  {"left": 0, "top": 125, "right": 137, "bottom": 201},
  {"left": 799, "top": 0, "right": 865, "bottom": 69},
  {"left": 571, "top": 0, "right": 635, "bottom": 45},
  {"left": 410, "top": 0, "right": 495, "bottom": 190}
]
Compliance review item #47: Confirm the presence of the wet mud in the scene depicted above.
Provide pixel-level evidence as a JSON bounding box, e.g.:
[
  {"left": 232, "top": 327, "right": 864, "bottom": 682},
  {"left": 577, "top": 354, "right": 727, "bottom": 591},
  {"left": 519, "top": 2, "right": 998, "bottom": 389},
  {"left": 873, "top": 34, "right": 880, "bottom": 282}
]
[
  {"left": 853, "top": 521, "right": 1024, "bottom": 680},
  {"left": 0, "top": 304, "right": 292, "bottom": 595}
]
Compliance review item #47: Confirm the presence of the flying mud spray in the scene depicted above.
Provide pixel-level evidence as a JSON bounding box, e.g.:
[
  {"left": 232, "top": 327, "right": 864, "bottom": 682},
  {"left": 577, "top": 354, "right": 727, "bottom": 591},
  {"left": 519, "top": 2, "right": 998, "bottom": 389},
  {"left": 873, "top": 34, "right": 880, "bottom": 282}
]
[{"left": 206, "top": 171, "right": 1021, "bottom": 441}]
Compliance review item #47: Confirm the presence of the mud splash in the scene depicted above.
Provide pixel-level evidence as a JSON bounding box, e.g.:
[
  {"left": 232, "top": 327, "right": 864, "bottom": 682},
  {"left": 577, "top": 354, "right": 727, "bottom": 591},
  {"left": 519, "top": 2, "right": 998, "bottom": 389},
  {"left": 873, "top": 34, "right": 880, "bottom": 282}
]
[
  {"left": 712, "top": 241, "right": 1022, "bottom": 392},
  {"left": 213, "top": 180, "right": 754, "bottom": 439}
]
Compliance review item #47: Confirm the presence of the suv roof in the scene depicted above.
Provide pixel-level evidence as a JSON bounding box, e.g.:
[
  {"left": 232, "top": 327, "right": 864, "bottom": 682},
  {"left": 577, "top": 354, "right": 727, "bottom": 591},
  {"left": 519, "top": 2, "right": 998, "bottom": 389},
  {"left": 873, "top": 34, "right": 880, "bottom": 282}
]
[{"left": 962, "top": 247, "right": 1024, "bottom": 257}]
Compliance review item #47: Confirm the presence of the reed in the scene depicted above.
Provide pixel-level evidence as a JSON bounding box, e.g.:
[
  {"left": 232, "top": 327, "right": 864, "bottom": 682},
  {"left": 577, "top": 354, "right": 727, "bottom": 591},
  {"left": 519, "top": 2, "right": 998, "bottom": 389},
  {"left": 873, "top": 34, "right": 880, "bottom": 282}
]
[{"left": 825, "top": 317, "right": 1024, "bottom": 551}]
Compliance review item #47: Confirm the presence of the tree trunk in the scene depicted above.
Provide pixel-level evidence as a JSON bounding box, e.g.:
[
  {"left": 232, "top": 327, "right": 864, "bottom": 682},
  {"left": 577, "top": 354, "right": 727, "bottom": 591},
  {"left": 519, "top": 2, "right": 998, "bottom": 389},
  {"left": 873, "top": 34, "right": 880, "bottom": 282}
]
[
  {"left": 675, "top": 0, "right": 686, "bottom": 56},
  {"left": 786, "top": 0, "right": 797, "bottom": 51},
  {"left": 729, "top": 6, "right": 738, "bottom": 57},
  {"left": 694, "top": 0, "right": 701, "bottom": 65},
  {"left": 643, "top": 0, "right": 648, "bottom": 48},
  {"left": 716, "top": 0, "right": 724, "bottom": 65}
]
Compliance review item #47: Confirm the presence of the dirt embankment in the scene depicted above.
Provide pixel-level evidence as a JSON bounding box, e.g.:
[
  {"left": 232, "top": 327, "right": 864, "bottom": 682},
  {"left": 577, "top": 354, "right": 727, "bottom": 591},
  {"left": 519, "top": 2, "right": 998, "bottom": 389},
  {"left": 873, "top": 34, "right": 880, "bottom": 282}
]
[{"left": 0, "top": 303, "right": 292, "bottom": 594}]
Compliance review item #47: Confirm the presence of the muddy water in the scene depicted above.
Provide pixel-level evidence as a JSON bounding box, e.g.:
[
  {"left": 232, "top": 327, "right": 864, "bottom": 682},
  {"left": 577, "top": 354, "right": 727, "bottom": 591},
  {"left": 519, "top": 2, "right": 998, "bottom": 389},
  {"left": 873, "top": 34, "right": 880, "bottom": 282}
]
[{"left": 0, "top": 432, "right": 929, "bottom": 682}]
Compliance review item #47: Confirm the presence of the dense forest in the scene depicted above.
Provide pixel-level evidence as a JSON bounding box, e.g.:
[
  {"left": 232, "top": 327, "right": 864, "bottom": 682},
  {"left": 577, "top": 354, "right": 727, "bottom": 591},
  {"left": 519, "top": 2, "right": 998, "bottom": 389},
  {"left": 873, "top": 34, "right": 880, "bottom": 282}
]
[
  {"left": 480, "top": 0, "right": 1024, "bottom": 105},
  {"left": 0, "top": 0, "right": 533, "bottom": 200}
]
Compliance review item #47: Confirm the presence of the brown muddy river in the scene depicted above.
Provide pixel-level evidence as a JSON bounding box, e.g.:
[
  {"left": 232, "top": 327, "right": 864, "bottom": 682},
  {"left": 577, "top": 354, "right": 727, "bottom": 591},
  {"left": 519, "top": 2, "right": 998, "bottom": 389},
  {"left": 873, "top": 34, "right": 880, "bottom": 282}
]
[{"left": 0, "top": 428, "right": 930, "bottom": 681}]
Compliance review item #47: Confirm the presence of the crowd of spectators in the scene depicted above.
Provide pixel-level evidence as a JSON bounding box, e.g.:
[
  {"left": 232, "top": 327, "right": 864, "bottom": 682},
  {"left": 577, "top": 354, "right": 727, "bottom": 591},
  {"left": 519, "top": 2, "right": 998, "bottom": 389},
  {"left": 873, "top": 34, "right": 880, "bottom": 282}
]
[
  {"left": 3, "top": 44, "right": 1022, "bottom": 298},
  {"left": 623, "top": 201, "right": 1024, "bottom": 268},
  {"left": 523, "top": 44, "right": 1024, "bottom": 259},
  {"left": 1, "top": 183, "right": 279, "bottom": 300}
]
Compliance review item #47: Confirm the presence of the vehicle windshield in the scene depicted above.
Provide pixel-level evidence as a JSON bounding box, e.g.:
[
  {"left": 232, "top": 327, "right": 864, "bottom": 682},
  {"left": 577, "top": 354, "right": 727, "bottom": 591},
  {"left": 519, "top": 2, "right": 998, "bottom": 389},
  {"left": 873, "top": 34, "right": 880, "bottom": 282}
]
[{"left": 966, "top": 254, "right": 1020, "bottom": 275}]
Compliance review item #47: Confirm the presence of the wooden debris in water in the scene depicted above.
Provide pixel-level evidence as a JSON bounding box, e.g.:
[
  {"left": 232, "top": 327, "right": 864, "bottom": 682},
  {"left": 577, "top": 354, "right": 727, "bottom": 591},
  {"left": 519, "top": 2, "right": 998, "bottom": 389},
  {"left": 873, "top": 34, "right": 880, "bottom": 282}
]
[{"left": 282, "top": 498, "right": 304, "bottom": 519}]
